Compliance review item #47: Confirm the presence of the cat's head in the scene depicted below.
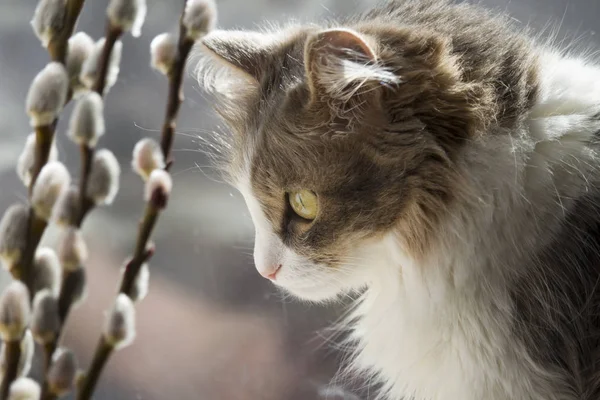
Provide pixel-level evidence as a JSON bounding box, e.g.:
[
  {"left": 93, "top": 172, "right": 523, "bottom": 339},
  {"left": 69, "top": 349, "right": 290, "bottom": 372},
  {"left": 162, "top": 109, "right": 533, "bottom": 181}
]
[{"left": 195, "top": 23, "right": 490, "bottom": 302}]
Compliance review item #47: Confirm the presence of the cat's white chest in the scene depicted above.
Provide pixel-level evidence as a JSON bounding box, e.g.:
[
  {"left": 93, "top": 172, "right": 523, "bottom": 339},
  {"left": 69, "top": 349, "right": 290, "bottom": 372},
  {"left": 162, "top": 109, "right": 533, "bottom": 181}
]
[
  {"left": 353, "top": 286, "right": 533, "bottom": 399},
  {"left": 349, "top": 238, "right": 556, "bottom": 400}
]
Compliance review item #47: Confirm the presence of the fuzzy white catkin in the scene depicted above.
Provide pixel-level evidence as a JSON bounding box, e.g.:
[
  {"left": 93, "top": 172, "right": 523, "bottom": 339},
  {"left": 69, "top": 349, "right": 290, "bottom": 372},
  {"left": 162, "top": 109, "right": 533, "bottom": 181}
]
[
  {"left": 127, "top": 262, "right": 149, "bottom": 302},
  {"left": 8, "top": 377, "right": 41, "bottom": 400},
  {"left": 132, "top": 138, "right": 165, "bottom": 180},
  {"left": 47, "top": 348, "right": 77, "bottom": 396},
  {"left": 87, "top": 149, "right": 121, "bottom": 205},
  {"left": 0, "top": 204, "right": 30, "bottom": 269},
  {"left": 0, "top": 331, "right": 34, "bottom": 381},
  {"left": 66, "top": 32, "right": 95, "bottom": 96},
  {"left": 31, "top": 161, "right": 71, "bottom": 221},
  {"left": 26, "top": 62, "right": 69, "bottom": 127},
  {"left": 107, "top": 0, "right": 147, "bottom": 37},
  {"left": 144, "top": 169, "right": 172, "bottom": 208},
  {"left": 103, "top": 294, "right": 136, "bottom": 349},
  {"left": 80, "top": 38, "right": 123, "bottom": 93},
  {"left": 57, "top": 228, "right": 88, "bottom": 271},
  {"left": 150, "top": 33, "right": 177, "bottom": 75},
  {"left": 53, "top": 186, "right": 80, "bottom": 227},
  {"left": 0, "top": 281, "right": 30, "bottom": 341},
  {"left": 32, "top": 247, "right": 61, "bottom": 296},
  {"left": 16, "top": 133, "right": 59, "bottom": 187},
  {"left": 31, "top": 0, "right": 66, "bottom": 47},
  {"left": 182, "top": 0, "right": 217, "bottom": 40},
  {"left": 31, "top": 290, "right": 60, "bottom": 344},
  {"left": 68, "top": 91, "right": 105, "bottom": 146}
]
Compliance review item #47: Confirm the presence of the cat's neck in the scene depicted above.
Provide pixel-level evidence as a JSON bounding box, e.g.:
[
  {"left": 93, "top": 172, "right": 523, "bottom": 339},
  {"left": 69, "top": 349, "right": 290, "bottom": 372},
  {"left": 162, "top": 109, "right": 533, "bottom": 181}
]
[
  {"left": 349, "top": 231, "right": 555, "bottom": 400},
  {"left": 348, "top": 52, "right": 600, "bottom": 400}
]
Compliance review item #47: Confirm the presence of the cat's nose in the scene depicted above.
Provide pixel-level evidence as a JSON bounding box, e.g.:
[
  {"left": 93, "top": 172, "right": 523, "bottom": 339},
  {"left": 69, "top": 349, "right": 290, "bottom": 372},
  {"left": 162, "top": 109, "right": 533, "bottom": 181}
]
[{"left": 260, "top": 264, "right": 282, "bottom": 281}]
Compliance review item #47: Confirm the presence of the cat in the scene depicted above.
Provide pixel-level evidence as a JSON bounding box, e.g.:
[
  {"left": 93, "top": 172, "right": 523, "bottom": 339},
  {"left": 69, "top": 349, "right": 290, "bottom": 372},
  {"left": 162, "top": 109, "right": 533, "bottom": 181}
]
[{"left": 193, "top": 0, "right": 600, "bottom": 399}]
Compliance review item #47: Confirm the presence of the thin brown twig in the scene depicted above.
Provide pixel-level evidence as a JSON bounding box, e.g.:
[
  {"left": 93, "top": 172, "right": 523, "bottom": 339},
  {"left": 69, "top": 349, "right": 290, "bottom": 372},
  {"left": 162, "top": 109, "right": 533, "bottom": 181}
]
[
  {"left": 75, "top": 22, "right": 123, "bottom": 228},
  {"left": 119, "top": 207, "right": 159, "bottom": 294},
  {"left": 42, "top": 343, "right": 54, "bottom": 373},
  {"left": 92, "top": 23, "right": 123, "bottom": 97},
  {"left": 29, "top": 124, "right": 56, "bottom": 196},
  {"left": 14, "top": 212, "right": 47, "bottom": 297},
  {"left": 160, "top": 35, "right": 195, "bottom": 166},
  {"left": 48, "top": 0, "right": 86, "bottom": 63},
  {"left": 75, "top": 338, "right": 111, "bottom": 400},
  {"left": 74, "top": 145, "right": 95, "bottom": 227},
  {"left": 11, "top": 123, "right": 56, "bottom": 295},
  {"left": 57, "top": 269, "right": 84, "bottom": 324},
  {"left": 0, "top": 340, "right": 21, "bottom": 400}
]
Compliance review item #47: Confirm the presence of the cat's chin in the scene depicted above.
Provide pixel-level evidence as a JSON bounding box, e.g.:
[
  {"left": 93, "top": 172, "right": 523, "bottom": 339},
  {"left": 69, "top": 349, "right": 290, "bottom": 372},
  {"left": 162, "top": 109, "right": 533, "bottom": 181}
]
[{"left": 275, "top": 282, "right": 345, "bottom": 303}]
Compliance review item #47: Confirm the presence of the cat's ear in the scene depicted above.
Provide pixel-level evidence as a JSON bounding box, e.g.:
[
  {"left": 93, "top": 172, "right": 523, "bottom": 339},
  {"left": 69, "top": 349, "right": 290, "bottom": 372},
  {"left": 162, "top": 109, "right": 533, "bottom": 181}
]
[
  {"left": 198, "top": 30, "right": 280, "bottom": 83},
  {"left": 194, "top": 30, "right": 283, "bottom": 116},
  {"left": 304, "top": 28, "right": 399, "bottom": 105}
]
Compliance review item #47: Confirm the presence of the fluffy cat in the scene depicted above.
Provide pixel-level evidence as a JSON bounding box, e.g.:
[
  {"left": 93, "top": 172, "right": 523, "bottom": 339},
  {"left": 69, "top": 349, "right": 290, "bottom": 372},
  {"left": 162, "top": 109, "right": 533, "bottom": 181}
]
[{"left": 194, "top": 0, "right": 600, "bottom": 399}]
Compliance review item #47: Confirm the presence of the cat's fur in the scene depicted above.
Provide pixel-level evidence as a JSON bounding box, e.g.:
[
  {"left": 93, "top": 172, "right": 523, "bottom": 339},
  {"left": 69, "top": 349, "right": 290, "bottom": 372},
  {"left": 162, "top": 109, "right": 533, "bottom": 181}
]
[{"left": 194, "top": 0, "right": 600, "bottom": 399}]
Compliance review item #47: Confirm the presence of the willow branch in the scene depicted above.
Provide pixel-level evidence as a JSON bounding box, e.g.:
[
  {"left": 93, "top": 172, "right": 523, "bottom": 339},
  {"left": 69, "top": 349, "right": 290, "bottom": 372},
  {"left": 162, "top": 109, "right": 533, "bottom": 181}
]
[
  {"left": 11, "top": 0, "right": 87, "bottom": 292},
  {"left": 47, "top": 0, "right": 86, "bottom": 63},
  {"left": 41, "top": 20, "right": 124, "bottom": 400},
  {"left": 45, "top": 17, "right": 123, "bottom": 353},
  {"left": 77, "top": 193, "right": 160, "bottom": 400},
  {"left": 3, "top": 1, "right": 85, "bottom": 394},
  {"left": 29, "top": 125, "right": 56, "bottom": 195},
  {"left": 119, "top": 207, "right": 158, "bottom": 294},
  {"left": 0, "top": 341, "right": 21, "bottom": 400},
  {"left": 77, "top": 4, "right": 201, "bottom": 398},
  {"left": 76, "top": 22, "right": 123, "bottom": 228},
  {"left": 75, "top": 338, "right": 111, "bottom": 400},
  {"left": 92, "top": 24, "right": 122, "bottom": 97},
  {"left": 40, "top": 264, "right": 85, "bottom": 399},
  {"left": 160, "top": 33, "right": 195, "bottom": 167},
  {"left": 10, "top": 124, "right": 55, "bottom": 292},
  {"left": 12, "top": 212, "right": 47, "bottom": 297},
  {"left": 75, "top": 145, "right": 95, "bottom": 228}
]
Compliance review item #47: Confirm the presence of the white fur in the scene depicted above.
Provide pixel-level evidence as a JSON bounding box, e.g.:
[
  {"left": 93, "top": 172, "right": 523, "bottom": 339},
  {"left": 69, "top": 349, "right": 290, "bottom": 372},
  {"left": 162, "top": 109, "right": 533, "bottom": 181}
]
[
  {"left": 237, "top": 51, "right": 600, "bottom": 400},
  {"left": 316, "top": 54, "right": 401, "bottom": 101}
]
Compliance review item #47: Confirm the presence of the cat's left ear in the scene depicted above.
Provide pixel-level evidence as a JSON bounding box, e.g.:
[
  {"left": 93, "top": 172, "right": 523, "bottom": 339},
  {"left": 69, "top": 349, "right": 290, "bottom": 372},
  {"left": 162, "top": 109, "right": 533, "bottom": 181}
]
[{"left": 304, "top": 28, "right": 399, "bottom": 105}]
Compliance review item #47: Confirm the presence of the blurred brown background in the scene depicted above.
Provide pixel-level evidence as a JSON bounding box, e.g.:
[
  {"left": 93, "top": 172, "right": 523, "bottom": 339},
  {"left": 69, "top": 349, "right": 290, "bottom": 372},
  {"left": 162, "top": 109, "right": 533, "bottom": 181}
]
[{"left": 0, "top": 0, "right": 598, "bottom": 399}]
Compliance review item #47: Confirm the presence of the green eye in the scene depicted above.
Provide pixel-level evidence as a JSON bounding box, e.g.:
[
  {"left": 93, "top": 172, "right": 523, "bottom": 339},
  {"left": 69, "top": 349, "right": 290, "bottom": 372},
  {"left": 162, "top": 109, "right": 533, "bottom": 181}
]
[{"left": 289, "top": 190, "right": 318, "bottom": 220}]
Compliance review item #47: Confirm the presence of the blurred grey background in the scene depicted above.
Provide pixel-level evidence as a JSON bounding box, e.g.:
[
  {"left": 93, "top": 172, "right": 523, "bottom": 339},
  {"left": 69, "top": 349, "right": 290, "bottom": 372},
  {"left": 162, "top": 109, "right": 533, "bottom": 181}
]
[{"left": 0, "top": 0, "right": 598, "bottom": 399}]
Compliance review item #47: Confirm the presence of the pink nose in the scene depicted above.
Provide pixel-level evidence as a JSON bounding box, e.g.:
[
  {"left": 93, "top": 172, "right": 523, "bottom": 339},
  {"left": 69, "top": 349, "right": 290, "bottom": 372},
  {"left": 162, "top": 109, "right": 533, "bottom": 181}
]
[{"left": 261, "top": 264, "right": 282, "bottom": 281}]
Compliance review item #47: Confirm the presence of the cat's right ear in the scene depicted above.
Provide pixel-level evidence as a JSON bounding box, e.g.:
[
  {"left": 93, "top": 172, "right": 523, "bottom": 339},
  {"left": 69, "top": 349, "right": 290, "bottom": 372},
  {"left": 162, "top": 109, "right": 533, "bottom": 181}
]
[
  {"left": 199, "top": 30, "right": 280, "bottom": 82},
  {"left": 194, "top": 30, "right": 280, "bottom": 106}
]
